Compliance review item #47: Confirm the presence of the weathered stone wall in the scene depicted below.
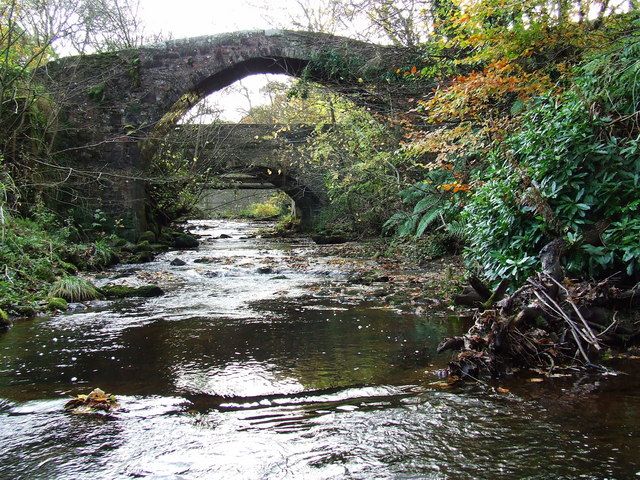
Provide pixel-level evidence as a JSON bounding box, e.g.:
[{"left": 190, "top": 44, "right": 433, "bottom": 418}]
[{"left": 39, "top": 30, "right": 412, "bottom": 234}]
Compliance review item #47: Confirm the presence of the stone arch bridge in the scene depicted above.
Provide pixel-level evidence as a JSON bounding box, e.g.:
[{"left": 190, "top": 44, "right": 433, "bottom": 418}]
[
  {"left": 41, "top": 30, "right": 413, "bottom": 234},
  {"left": 166, "top": 123, "right": 327, "bottom": 222}
]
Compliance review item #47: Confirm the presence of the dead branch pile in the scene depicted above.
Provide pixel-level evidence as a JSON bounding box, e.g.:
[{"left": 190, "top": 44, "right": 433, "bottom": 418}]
[{"left": 438, "top": 240, "right": 640, "bottom": 379}]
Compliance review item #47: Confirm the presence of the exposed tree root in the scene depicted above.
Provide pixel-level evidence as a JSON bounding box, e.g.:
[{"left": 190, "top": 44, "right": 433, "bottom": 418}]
[{"left": 439, "top": 242, "right": 640, "bottom": 380}]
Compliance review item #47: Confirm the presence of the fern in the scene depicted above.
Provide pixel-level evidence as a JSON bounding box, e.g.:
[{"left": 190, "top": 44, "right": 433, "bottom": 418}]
[
  {"left": 415, "top": 207, "right": 443, "bottom": 237},
  {"left": 382, "top": 212, "right": 410, "bottom": 235},
  {"left": 445, "top": 220, "right": 467, "bottom": 242}
]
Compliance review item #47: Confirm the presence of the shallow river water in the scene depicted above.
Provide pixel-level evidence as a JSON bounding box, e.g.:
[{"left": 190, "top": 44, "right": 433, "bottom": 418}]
[{"left": 2, "top": 220, "right": 640, "bottom": 479}]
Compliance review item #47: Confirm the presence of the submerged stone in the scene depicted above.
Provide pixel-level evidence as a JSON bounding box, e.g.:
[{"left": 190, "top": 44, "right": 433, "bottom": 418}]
[{"left": 193, "top": 257, "right": 215, "bottom": 264}]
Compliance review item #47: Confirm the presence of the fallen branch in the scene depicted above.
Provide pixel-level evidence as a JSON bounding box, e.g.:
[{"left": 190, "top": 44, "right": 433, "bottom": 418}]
[{"left": 440, "top": 241, "right": 640, "bottom": 380}]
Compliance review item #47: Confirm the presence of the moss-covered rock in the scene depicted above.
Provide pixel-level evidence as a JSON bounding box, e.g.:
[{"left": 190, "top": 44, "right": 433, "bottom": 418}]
[
  {"left": 150, "top": 243, "right": 168, "bottom": 253},
  {"left": 121, "top": 242, "right": 137, "bottom": 253},
  {"left": 0, "top": 309, "right": 10, "bottom": 331},
  {"left": 193, "top": 257, "right": 215, "bottom": 264},
  {"left": 135, "top": 240, "right": 153, "bottom": 253},
  {"left": 173, "top": 234, "right": 199, "bottom": 249},
  {"left": 47, "top": 297, "right": 69, "bottom": 311},
  {"left": 110, "top": 237, "right": 128, "bottom": 248},
  {"left": 100, "top": 284, "right": 164, "bottom": 299},
  {"left": 159, "top": 233, "right": 174, "bottom": 245},
  {"left": 132, "top": 251, "right": 155, "bottom": 263},
  {"left": 60, "top": 261, "right": 79, "bottom": 274},
  {"left": 14, "top": 304, "right": 37, "bottom": 318},
  {"left": 138, "top": 230, "right": 156, "bottom": 243}
]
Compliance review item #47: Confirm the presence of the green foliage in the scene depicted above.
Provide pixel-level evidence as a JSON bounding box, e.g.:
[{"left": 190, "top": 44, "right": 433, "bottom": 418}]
[
  {"left": 0, "top": 202, "right": 123, "bottom": 311},
  {"left": 384, "top": 232, "right": 461, "bottom": 264},
  {"left": 304, "top": 49, "right": 367, "bottom": 83},
  {"left": 382, "top": 168, "right": 464, "bottom": 238},
  {"left": 147, "top": 133, "right": 209, "bottom": 226},
  {"left": 307, "top": 107, "right": 402, "bottom": 236},
  {"left": 462, "top": 28, "right": 640, "bottom": 285},
  {"left": 87, "top": 82, "right": 106, "bottom": 102},
  {"left": 49, "top": 276, "right": 100, "bottom": 302},
  {"left": 238, "top": 192, "right": 290, "bottom": 220},
  {"left": 274, "top": 213, "right": 301, "bottom": 233}
]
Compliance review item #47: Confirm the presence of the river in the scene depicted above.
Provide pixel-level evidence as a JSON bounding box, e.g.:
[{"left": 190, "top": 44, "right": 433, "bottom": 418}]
[{"left": 1, "top": 220, "right": 640, "bottom": 479}]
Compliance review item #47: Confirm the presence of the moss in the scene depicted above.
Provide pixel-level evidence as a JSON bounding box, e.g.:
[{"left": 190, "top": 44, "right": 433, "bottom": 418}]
[
  {"left": 150, "top": 243, "right": 168, "bottom": 253},
  {"left": 110, "top": 237, "right": 128, "bottom": 248},
  {"left": 173, "top": 233, "right": 199, "bottom": 249},
  {"left": 60, "top": 261, "right": 79, "bottom": 274},
  {"left": 135, "top": 240, "right": 153, "bottom": 252},
  {"left": 159, "top": 232, "right": 175, "bottom": 245},
  {"left": 133, "top": 251, "right": 155, "bottom": 263},
  {"left": 0, "top": 309, "right": 10, "bottom": 330},
  {"left": 47, "top": 297, "right": 69, "bottom": 311},
  {"left": 138, "top": 230, "right": 156, "bottom": 243},
  {"left": 14, "top": 305, "right": 37, "bottom": 318},
  {"left": 121, "top": 242, "right": 137, "bottom": 253},
  {"left": 100, "top": 284, "right": 164, "bottom": 299}
]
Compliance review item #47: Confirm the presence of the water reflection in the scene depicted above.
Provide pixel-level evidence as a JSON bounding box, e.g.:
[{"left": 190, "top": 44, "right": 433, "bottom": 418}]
[{"left": 1, "top": 220, "right": 639, "bottom": 479}]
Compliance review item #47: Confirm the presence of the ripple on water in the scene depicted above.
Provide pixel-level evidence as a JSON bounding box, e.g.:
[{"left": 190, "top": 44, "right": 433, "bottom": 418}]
[{"left": 1, "top": 220, "right": 640, "bottom": 479}]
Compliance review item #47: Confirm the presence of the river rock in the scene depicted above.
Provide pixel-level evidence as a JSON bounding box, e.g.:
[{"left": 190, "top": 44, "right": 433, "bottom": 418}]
[
  {"left": 311, "top": 234, "right": 348, "bottom": 245},
  {"left": 193, "top": 257, "right": 215, "bottom": 264},
  {"left": 138, "top": 230, "right": 156, "bottom": 243},
  {"left": 173, "top": 234, "right": 199, "bottom": 249},
  {"left": 257, "top": 266, "right": 274, "bottom": 274},
  {"left": 100, "top": 285, "right": 164, "bottom": 299},
  {"left": 170, "top": 258, "right": 187, "bottom": 266}
]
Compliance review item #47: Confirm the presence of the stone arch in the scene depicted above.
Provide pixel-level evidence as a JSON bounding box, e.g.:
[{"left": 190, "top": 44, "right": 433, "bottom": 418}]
[
  {"left": 40, "top": 30, "right": 411, "bottom": 234},
  {"left": 161, "top": 123, "right": 325, "bottom": 226}
]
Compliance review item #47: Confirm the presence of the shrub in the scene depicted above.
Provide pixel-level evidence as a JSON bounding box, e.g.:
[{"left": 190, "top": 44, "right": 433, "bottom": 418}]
[{"left": 462, "top": 28, "right": 640, "bottom": 285}]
